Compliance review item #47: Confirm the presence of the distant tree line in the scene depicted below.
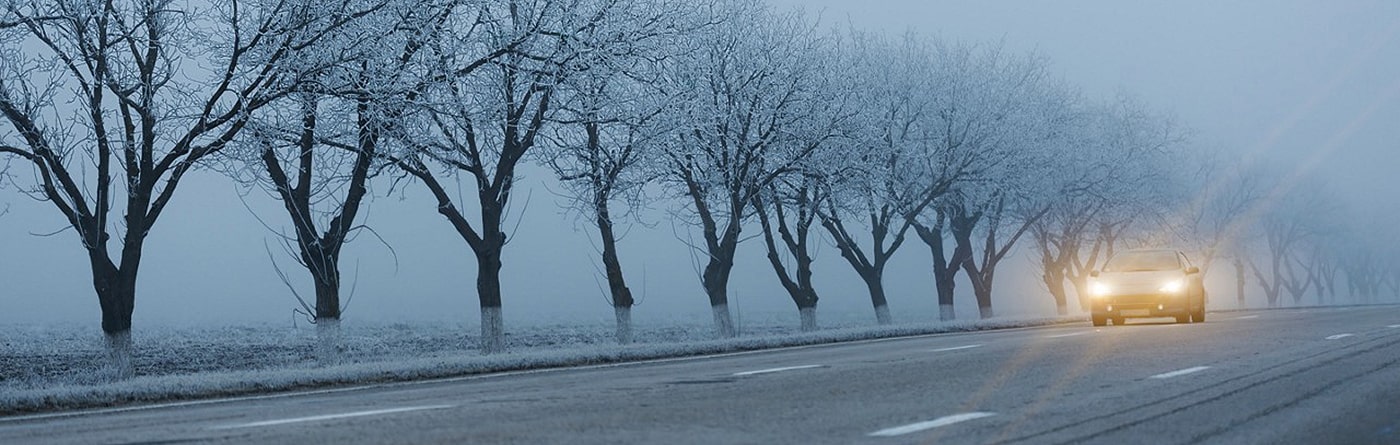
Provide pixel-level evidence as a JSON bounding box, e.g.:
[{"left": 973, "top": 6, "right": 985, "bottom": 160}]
[{"left": 1, "top": 0, "right": 1395, "bottom": 376}]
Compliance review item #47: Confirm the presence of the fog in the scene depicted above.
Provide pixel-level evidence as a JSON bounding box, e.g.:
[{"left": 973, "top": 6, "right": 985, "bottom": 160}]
[{"left": 2, "top": 0, "right": 1397, "bottom": 329}]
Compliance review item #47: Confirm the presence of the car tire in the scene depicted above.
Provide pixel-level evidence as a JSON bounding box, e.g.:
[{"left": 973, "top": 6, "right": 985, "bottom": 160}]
[
  {"left": 1092, "top": 314, "right": 1107, "bottom": 327},
  {"left": 1112, "top": 316, "right": 1125, "bottom": 326},
  {"left": 1175, "top": 313, "right": 1189, "bottom": 324},
  {"left": 1192, "top": 308, "right": 1206, "bottom": 323}
]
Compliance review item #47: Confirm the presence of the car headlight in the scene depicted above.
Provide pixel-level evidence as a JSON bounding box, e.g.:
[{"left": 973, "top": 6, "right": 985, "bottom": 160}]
[
  {"left": 1091, "top": 282, "right": 1112, "bottom": 298},
  {"left": 1159, "top": 280, "right": 1184, "bottom": 293}
]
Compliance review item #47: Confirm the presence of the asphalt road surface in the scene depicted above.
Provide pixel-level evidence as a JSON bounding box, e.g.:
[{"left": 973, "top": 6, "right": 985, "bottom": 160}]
[{"left": 4, "top": 306, "right": 1400, "bottom": 444}]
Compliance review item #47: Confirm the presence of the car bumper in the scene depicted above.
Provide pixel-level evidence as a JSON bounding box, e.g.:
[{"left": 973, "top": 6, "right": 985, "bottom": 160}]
[{"left": 1092, "top": 293, "right": 1189, "bottom": 318}]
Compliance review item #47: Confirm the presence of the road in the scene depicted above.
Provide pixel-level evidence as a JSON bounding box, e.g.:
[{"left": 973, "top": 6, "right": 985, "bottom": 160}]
[{"left": 3, "top": 306, "right": 1399, "bottom": 444}]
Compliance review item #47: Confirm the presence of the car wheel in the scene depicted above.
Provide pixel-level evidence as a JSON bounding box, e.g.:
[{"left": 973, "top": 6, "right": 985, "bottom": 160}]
[
  {"left": 1112, "top": 316, "right": 1125, "bottom": 326},
  {"left": 1092, "top": 314, "right": 1107, "bottom": 327},
  {"left": 1193, "top": 308, "right": 1206, "bottom": 323},
  {"left": 1175, "top": 313, "right": 1189, "bottom": 324}
]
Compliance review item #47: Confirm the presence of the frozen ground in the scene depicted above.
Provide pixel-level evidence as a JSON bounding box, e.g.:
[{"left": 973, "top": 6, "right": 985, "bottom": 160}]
[{"left": 0, "top": 311, "right": 1083, "bottom": 415}]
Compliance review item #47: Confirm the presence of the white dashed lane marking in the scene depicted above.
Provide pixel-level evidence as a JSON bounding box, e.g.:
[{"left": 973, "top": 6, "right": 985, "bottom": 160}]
[
  {"left": 1045, "top": 332, "right": 1087, "bottom": 338},
  {"left": 1234, "top": 315, "right": 1260, "bottom": 320},
  {"left": 1150, "top": 366, "right": 1211, "bottom": 379},
  {"left": 1325, "top": 334, "right": 1355, "bottom": 340},
  {"left": 931, "top": 345, "right": 982, "bottom": 352},
  {"left": 868, "top": 412, "right": 998, "bottom": 437},
  {"left": 732, "top": 365, "right": 824, "bottom": 377},
  {"left": 212, "top": 405, "right": 455, "bottom": 430}
]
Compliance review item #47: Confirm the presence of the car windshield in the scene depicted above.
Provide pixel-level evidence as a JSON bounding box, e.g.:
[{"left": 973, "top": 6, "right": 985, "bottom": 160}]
[{"left": 1102, "top": 251, "right": 1180, "bottom": 272}]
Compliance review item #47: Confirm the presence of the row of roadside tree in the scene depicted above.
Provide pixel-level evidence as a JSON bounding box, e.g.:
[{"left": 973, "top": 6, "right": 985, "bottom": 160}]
[{"left": 2, "top": 0, "right": 1396, "bottom": 376}]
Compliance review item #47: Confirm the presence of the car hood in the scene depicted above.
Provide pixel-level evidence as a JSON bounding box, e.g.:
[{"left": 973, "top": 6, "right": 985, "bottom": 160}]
[{"left": 1095, "top": 270, "right": 1185, "bottom": 294}]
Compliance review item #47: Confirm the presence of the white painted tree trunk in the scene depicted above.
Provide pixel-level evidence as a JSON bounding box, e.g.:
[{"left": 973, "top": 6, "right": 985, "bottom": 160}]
[
  {"left": 480, "top": 307, "right": 505, "bottom": 354},
  {"left": 104, "top": 330, "right": 134, "bottom": 379},
  {"left": 939, "top": 304, "right": 956, "bottom": 321},
  {"left": 712, "top": 304, "right": 736, "bottom": 338},
  {"left": 875, "top": 305, "right": 892, "bottom": 325},
  {"left": 979, "top": 306, "right": 995, "bottom": 319},
  {"left": 316, "top": 318, "right": 343, "bottom": 365},
  {"left": 614, "top": 306, "right": 633, "bottom": 345},
  {"left": 799, "top": 307, "right": 818, "bottom": 332}
]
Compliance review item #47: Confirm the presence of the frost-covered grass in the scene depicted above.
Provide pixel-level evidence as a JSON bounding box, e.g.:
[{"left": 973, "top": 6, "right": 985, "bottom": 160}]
[{"left": 0, "top": 313, "right": 1084, "bottom": 415}]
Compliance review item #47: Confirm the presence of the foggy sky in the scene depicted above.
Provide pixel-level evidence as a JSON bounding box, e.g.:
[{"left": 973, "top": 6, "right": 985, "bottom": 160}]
[{"left": 2, "top": 0, "right": 1397, "bottom": 328}]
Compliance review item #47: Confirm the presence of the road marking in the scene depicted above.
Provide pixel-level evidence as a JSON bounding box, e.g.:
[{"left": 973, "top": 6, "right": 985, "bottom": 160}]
[
  {"left": 212, "top": 405, "right": 454, "bottom": 430},
  {"left": 1388, "top": 325, "right": 1400, "bottom": 329},
  {"left": 931, "top": 345, "right": 982, "bottom": 352},
  {"left": 732, "top": 365, "right": 824, "bottom": 376},
  {"left": 869, "top": 412, "right": 997, "bottom": 437},
  {"left": 1234, "top": 315, "right": 1260, "bottom": 320},
  {"left": 1326, "top": 334, "right": 1355, "bottom": 340},
  {"left": 1045, "top": 332, "right": 1087, "bottom": 338},
  {"left": 1150, "top": 366, "right": 1211, "bottom": 379}
]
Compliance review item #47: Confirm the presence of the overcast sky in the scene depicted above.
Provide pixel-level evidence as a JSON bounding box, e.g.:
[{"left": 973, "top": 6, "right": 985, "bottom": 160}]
[
  {"left": 1, "top": 0, "right": 1397, "bottom": 329},
  {"left": 775, "top": 0, "right": 1400, "bottom": 209}
]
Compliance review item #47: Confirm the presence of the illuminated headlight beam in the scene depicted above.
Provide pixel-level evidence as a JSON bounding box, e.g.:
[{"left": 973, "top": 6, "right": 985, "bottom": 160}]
[
  {"left": 1159, "top": 280, "right": 1185, "bottom": 293},
  {"left": 1090, "top": 282, "right": 1112, "bottom": 297}
]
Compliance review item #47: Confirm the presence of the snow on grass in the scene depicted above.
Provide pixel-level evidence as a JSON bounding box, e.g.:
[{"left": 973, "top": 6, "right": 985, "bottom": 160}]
[{"left": 0, "top": 313, "right": 1084, "bottom": 415}]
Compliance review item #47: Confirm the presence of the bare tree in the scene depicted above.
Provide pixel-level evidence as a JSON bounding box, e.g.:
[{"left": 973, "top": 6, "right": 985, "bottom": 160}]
[
  {"left": 1171, "top": 153, "right": 1263, "bottom": 273},
  {"left": 1383, "top": 253, "right": 1400, "bottom": 302},
  {"left": 912, "top": 205, "right": 968, "bottom": 321},
  {"left": 1031, "top": 96, "right": 1180, "bottom": 314},
  {"left": 388, "top": 0, "right": 631, "bottom": 353},
  {"left": 1033, "top": 197, "right": 1103, "bottom": 315},
  {"left": 0, "top": 0, "right": 379, "bottom": 376},
  {"left": 912, "top": 42, "right": 1068, "bottom": 320},
  {"left": 1249, "top": 181, "right": 1328, "bottom": 308},
  {"left": 1160, "top": 150, "right": 1265, "bottom": 308},
  {"left": 227, "top": 3, "right": 434, "bottom": 360},
  {"left": 545, "top": 0, "right": 707, "bottom": 344},
  {"left": 1336, "top": 213, "right": 1392, "bottom": 304},
  {"left": 1342, "top": 245, "right": 1383, "bottom": 303},
  {"left": 657, "top": 2, "right": 842, "bottom": 337},
  {"left": 817, "top": 33, "right": 965, "bottom": 325},
  {"left": 752, "top": 174, "right": 828, "bottom": 331},
  {"left": 745, "top": 24, "right": 859, "bottom": 333}
]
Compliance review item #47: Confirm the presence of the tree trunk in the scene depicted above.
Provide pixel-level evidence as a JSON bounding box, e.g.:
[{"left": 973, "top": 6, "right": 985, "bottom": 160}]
[
  {"left": 703, "top": 253, "right": 736, "bottom": 337},
  {"left": 1069, "top": 275, "right": 1091, "bottom": 314},
  {"left": 481, "top": 306, "right": 504, "bottom": 353},
  {"left": 91, "top": 254, "right": 137, "bottom": 379},
  {"left": 752, "top": 193, "right": 821, "bottom": 333},
  {"left": 1044, "top": 271, "right": 1070, "bottom": 316},
  {"left": 934, "top": 269, "right": 956, "bottom": 321},
  {"left": 104, "top": 329, "right": 134, "bottom": 380},
  {"left": 1234, "top": 257, "right": 1246, "bottom": 308},
  {"left": 961, "top": 254, "right": 997, "bottom": 320},
  {"left": 614, "top": 306, "right": 633, "bottom": 345},
  {"left": 972, "top": 279, "right": 995, "bottom": 319},
  {"left": 861, "top": 271, "right": 892, "bottom": 325},
  {"left": 915, "top": 222, "right": 959, "bottom": 321},
  {"left": 477, "top": 245, "right": 506, "bottom": 354},
  {"left": 710, "top": 303, "right": 735, "bottom": 338},
  {"left": 311, "top": 263, "right": 344, "bottom": 363},
  {"left": 799, "top": 306, "right": 817, "bottom": 332},
  {"left": 315, "top": 317, "right": 342, "bottom": 364},
  {"left": 597, "top": 203, "right": 635, "bottom": 344}
]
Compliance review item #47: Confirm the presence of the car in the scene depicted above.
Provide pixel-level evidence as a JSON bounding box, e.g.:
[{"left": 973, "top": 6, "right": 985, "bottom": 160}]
[{"left": 1087, "top": 248, "right": 1207, "bottom": 326}]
